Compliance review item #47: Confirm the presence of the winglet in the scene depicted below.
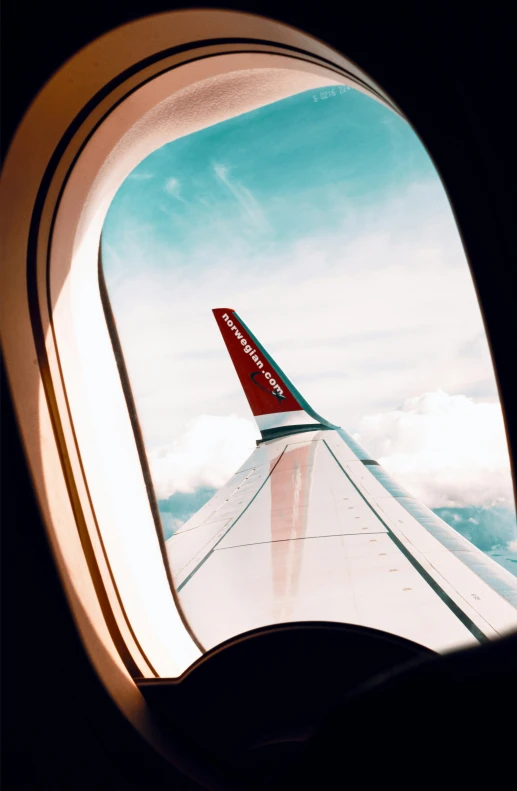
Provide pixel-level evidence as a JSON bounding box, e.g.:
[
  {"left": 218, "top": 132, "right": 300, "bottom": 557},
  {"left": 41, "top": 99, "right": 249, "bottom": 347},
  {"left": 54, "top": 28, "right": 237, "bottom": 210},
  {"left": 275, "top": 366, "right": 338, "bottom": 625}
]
[{"left": 212, "top": 309, "right": 338, "bottom": 439}]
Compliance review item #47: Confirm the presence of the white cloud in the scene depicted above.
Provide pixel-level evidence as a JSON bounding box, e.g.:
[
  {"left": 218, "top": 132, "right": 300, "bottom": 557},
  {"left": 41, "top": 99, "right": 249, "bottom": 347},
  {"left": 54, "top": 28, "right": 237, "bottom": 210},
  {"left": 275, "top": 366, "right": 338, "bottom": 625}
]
[
  {"left": 160, "top": 512, "right": 184, "bottom": 538},
  {"left": 109, "top": 220, "right": 491, "bottom": 446},
  {"left": 164, "top": 177, "right": 185, "bottom": 200},
  {"left": 104, "top": 178, "right": 514, "bottom": 514},
  {"left": 148, "top": 414, "right": 257, "bottom": 498},
  {"left": 212, "top": 161, "right": 269, "bottom": 231},
  {"left": 355, "top": 390, "right": 515, "bottom": 509},
  {"left": 128, "top": 171, "right": 154, "bottom": 181},
  {"left": 213, "top": 163, "right": 229, "bottom": 181}
]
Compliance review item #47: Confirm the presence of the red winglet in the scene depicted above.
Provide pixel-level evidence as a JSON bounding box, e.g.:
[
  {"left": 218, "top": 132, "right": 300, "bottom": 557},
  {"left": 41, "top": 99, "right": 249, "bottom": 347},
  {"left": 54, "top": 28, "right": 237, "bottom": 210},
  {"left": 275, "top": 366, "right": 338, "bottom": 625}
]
[{"left": 212, "top": 309, "right": 302, "bottom": 417}]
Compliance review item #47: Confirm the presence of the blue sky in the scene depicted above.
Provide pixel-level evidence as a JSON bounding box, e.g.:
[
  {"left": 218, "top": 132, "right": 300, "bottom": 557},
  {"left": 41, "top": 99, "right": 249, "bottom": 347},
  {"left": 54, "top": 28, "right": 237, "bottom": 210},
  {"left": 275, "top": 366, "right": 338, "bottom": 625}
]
[
  {"left": 102, "top": 85, "right": 517, "bottom": 573},
  {"left": 104, "top": 87, "right": 431, "bottom": 261}
]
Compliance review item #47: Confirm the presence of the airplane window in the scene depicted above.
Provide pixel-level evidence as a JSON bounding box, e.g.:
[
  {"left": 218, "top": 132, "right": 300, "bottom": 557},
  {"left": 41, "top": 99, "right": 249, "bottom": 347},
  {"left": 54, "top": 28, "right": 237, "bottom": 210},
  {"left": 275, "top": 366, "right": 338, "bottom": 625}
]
[{"left": 101, "top": 82, "right": 517, "bottom": 654}]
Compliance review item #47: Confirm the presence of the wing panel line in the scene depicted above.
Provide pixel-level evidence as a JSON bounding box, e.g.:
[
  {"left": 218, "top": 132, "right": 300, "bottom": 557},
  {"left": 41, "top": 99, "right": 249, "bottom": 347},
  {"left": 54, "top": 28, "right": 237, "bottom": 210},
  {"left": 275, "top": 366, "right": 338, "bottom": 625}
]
[
  {"left": 323, "top": 440, "right": 489, "bottom": 644},
  {"left": 214, "top": 531, "right": 388, "bottom": 551},
  {"left": 172, "top": 469, "right": 257, "bottom": 536},
  {"left": 176, "top": 446, "right": 288, "bottom": 593}
]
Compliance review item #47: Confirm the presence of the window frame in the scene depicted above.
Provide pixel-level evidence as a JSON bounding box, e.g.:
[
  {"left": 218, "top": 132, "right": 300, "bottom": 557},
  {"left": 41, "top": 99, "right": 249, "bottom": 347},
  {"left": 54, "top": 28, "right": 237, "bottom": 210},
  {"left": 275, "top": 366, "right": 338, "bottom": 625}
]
[{"left": 0, "top": 7, "right": 401, "bottom": 757}]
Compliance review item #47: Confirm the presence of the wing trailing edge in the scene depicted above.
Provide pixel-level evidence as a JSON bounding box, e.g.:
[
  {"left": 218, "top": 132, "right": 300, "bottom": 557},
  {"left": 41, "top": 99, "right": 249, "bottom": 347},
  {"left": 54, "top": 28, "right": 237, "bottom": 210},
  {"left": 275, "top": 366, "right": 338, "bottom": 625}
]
[{"left": 212, "top": 308, "right": 338, "bottom": 440}]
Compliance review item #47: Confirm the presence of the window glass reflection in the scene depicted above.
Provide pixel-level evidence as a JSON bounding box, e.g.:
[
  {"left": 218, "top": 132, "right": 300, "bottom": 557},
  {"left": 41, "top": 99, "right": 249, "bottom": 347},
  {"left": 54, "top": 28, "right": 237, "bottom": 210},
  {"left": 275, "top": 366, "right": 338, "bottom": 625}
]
[{"left": 101, "top": 81, "right": 517, "bottom": 650}]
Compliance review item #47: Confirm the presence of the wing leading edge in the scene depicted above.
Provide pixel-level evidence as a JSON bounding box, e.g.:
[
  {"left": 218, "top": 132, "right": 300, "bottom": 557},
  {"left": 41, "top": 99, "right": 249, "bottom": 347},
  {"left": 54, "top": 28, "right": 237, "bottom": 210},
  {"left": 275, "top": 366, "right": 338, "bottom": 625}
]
[{"left": 165, "top": 312, "right": 517, "bottom": 653}]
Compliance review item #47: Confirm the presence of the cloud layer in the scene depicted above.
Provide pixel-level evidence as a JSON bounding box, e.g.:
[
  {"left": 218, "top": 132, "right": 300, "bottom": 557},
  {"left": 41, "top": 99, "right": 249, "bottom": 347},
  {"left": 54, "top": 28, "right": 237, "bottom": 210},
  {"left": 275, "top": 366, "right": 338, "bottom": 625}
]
[
  {"left": 148, "top": 414, "right": 257, "bottom": 498},
  {"left": 105, "top": 184, "right": 514, "bottom": 514},
  {"left": 102, "top": 87, "right": 514, "bottom": 525},
  {"left": 355, "top": 390, "right": 515, "bottom": 509},
  {"left": 147, "top": 390, "right": 515, "bottom": 519},
  {"left": 104, "top": 179, "right": 497, "bottom": 450}
]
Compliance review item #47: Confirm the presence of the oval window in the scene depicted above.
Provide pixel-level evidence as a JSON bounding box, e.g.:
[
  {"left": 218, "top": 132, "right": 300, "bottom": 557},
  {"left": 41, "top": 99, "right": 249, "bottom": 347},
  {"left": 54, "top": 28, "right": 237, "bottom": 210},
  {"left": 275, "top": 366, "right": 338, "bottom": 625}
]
[{"left": 101, "top": 80, "right": 517, "bottom": 653}]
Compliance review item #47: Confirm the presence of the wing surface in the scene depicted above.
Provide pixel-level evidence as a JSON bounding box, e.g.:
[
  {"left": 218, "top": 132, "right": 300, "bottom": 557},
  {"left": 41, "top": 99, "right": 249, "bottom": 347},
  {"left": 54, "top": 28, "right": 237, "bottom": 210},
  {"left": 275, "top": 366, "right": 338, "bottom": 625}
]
[{"left": 166, "top": 312, "right": 517, "bottom": 652}]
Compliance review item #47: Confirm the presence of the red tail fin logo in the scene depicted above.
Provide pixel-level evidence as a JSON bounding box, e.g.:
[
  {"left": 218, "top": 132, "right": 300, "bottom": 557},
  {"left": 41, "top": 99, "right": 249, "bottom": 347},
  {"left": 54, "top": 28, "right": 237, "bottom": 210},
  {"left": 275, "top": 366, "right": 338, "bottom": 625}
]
[
  {"left": 250, "top": 371, "right": 287, "bottom": 402},
  {"left": 212, "top": 308, "right": 302, "bottom": 417}
]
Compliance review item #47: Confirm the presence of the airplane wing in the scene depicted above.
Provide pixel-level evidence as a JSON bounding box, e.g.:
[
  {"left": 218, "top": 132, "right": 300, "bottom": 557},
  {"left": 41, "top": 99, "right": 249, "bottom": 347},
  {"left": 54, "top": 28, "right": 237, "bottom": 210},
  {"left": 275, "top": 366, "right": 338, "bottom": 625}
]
[{"left": 166, "top": 309, "right": 517, "bottom": 653}]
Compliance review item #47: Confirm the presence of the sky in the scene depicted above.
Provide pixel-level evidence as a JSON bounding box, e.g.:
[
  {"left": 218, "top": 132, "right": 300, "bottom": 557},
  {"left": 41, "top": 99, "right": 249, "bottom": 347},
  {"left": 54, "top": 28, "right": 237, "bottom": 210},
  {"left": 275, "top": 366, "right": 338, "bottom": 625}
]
[{"left": 102, "top": 83, "right": 517, "bottom": 574}]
